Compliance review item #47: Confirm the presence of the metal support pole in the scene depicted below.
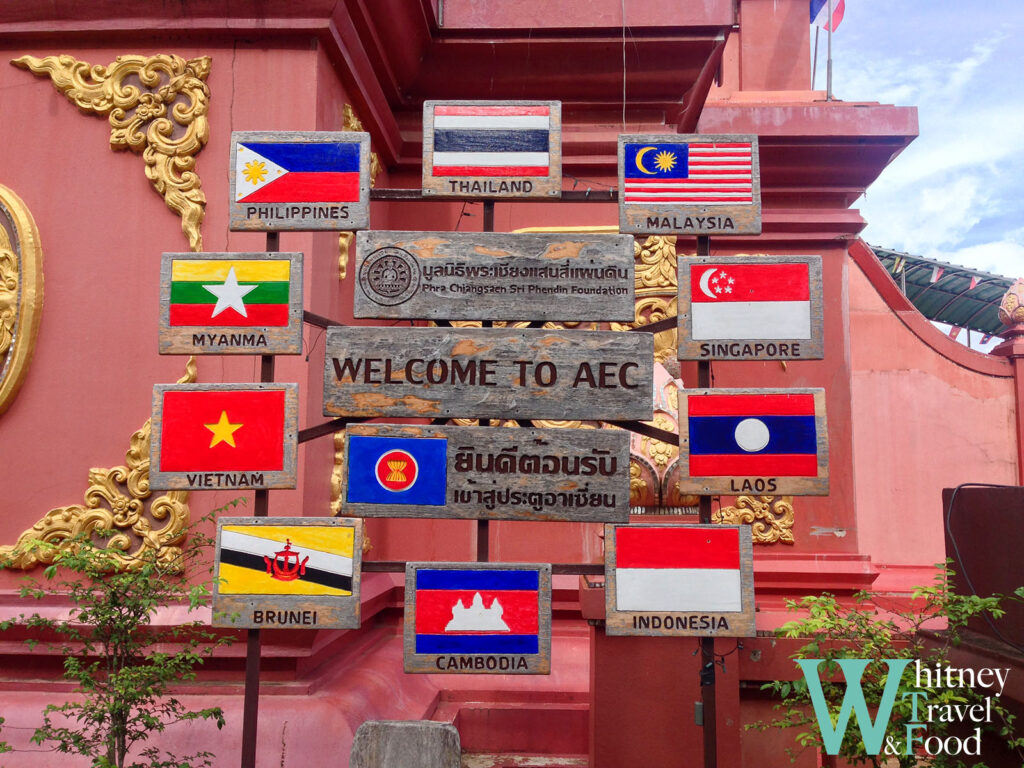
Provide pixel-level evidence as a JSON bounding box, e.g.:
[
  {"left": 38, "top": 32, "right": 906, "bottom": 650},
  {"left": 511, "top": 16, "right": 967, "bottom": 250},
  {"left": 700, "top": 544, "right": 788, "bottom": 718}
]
[
  {"left": 240, "top": 230, "right": 279, "bottom": 768},
  {"left": 477, "top": 200, "right": 496, "bottom": 563}
]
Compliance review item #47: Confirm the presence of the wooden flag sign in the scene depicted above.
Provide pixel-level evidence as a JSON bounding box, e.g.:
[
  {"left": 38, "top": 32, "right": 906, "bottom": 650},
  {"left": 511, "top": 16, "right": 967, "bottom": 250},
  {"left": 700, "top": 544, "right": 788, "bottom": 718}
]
[
  {"left": 213, "top": 517, "right": 362, "bottom": 630},
  {"left": 149, "top": 383, "right": 298, "bottom": 490},
  {"left": 354, "top": 230, "right": 635, "bottom": 322},
  {"left": 678, "top": 255, "right": 824, "bottom": 361},
  {"left": 618, "top": 134, "right": 761, "bottom": 236},
  {"left": 159, "top": 252, "right": 304, "bottom": 355},
  {"left": 422, "top": 101, "right": 562, "bottom": 199},
  {"left": 340, "top": 424, "right": 630, "bottom": 522},
  {"left": 323, "top": 326, "right": 654, "bottom": 421},
  {"left": 679, "top": 388, "right": 829, "bottom": 496},
  {"left": 229, "top": 131, "right": 371, "bottom": 231},
  {"left": 605, "top": 524, "right": 755, "bottom": 637},
  {"left": 404, "top": 562, "right": 552, "bottom": 674}
]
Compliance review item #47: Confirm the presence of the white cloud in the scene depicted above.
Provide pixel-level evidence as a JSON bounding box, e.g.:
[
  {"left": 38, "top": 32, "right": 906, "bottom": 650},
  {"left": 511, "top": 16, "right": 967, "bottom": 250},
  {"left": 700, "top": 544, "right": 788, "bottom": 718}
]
[{"left": 925, "top": 241, "right": 1024, "bottom": 279}]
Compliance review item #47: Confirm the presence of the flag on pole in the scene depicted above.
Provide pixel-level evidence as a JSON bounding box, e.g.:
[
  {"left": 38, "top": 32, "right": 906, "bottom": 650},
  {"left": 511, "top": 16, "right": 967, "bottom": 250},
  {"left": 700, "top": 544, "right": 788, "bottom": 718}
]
[
  {"left": 689, "top": 262, "right": 811, "bottom": 340},
  {"left": 930, "top": 266, "right": 944, "bottom": 283},
  {"left": 948, "top": 326, "right": 962, "bottom": 341},
  {"left": 622, "top": 141, "right": 754, "bottom": 205},
  {"left": 614, "top": 526, "right": 742, "bottom": 612},
  {"left": 235, "top": 141, "right": 361, "bottom": 203},
  {"left": 810, "top": 0, "right": 845, "bottom": 31},
  {"left": 981, "top": 333, "right": 994, "bottom": 344},
  {"left": 430, "top": 105, "right": 552, "bottom": 177},
  {"left": 168, "top": 258, "right": 291, "bottom": 326},
  {"left": 892, "top": 256, "right": 906, "bottom": 274},
  {"left": 969, "top": 276, "right": 979, "bottom": 290}
]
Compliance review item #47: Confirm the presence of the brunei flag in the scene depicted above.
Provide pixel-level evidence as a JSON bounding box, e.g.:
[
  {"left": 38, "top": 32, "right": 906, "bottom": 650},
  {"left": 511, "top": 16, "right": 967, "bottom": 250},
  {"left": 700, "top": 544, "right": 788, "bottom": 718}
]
[
  {"left": 158, "top": 388, "right": 286, "bottom": 473},
  {"left": 168, "top": 258, "right": 290, "bottom": 327},
  {"left": 235, "top": 140, "right": 361, "bottom": 204},
  {"left": 219, "top": 524, "right": 354, "bottom": 596}
]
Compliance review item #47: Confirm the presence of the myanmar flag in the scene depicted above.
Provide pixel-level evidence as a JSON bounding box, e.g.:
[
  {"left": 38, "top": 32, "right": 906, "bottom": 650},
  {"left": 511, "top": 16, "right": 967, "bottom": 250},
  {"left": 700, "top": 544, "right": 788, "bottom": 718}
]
[
  {"left": 159, "top": 388, "right": 286, "bottom": 472},
  {"left": 169, "top": 258, "right": 290, "bottom": 327}
]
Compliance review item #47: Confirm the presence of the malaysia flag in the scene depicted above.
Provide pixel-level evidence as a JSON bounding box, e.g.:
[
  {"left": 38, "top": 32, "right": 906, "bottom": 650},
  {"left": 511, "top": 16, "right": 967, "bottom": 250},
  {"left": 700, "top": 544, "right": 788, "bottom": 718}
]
[
  {"left": 615, "top": 526, "right": 742, "bottom": 612},
  {"left": 686, "top": 391, "right": 819, "bottom": 477},
  {"left": 431, "top": 104, "right": 552, "bottom": 177},
  {"left": 689, "top": 261, "right": 811, "bottom": 340},
  {"left": 623, "top": 141, "right": 753, "bottom": 205},
  {"left": 235, "top": 141, "right": 361, "bottom": 203}
]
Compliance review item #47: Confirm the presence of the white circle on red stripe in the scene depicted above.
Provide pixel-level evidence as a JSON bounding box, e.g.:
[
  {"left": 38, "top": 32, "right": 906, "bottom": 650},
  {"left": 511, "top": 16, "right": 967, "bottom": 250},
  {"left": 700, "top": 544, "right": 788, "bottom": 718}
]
[
  {"left": 734, "top": 418, "right": 770, "bottom": 452},
  {"left": 374, "top": 449, "right": 419, "bottom": 492}
]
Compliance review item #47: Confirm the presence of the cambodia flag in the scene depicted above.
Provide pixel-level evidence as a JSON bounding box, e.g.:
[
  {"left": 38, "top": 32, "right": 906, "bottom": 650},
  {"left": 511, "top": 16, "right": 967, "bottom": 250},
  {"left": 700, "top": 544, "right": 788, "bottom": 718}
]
[
  {"left": 615, "top": 526, "right": 742, "bottom": 612},
  {"left": 414, "top": 568, "right": 541, "bottom": 654},
  {"left": 689, "top": 261, "right": 811, "bottom": 340},
  {"left": 346, "top": 435, "right": 447, "bottom": 506},
  {"left": 687, "top": 392, "right": 819, "bottom": 477},
  {"left": 235, "top": 141, "right": 360, "bottom": 203}
]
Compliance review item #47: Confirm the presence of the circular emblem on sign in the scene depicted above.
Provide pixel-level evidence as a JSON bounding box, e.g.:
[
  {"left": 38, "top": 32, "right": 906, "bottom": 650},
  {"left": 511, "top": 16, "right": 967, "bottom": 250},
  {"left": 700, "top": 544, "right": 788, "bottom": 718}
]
[
  {"left": 359, "top": 247, "right": 420, "bottom": 306},
  {"left": 375, "top": 449, "right": 419, "bottom": 492}
]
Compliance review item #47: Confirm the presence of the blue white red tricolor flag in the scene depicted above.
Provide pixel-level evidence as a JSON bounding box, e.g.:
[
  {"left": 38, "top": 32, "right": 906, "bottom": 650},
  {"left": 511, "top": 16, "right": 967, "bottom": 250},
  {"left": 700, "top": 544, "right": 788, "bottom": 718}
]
[
  {"left": 810, "top": 0, "right": 845, "bottom": 31},
  {"left": 345, "top": 435, "right": 447, "bottom": 506},
  {"left": 615, "top": 527, "right": 742, "bottom": 612},
  {"left": 690, "top": 262, "right": 811, "bottom": 339},
  {"left": 687, "top": 392, "right": 819, "bottom": 477},
  {"left": 431, "top": 105, "right": 552, "bottom": 177},
  {"left": 235, "top": 141, "right": 361, "bottom": 203},
  {"left": 413, "top": 568, "right": 541, "bottom": 654},
  {"left": 622, "top": 141, "right": 754, "bottom": 205}
]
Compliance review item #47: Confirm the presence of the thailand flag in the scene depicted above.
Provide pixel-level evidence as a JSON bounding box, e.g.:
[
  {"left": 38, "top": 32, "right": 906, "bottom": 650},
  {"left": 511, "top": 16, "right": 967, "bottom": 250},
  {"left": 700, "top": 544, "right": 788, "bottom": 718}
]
[
  {"left": 431, "top": 105, "right": 551, "bottom": 177},
  {"left": 615, "top": 526, "right": 742, "bottom": 612},
  {"left": 687, "top": 392, "right": 819, "bottom": 477},
  {"left": 346, "top": 435, "right": 447, "bottom": 506},
  {"left": 235, "top": 141, "right": 361, "bottom": 203},
  {"left": 690, "top": 262, "right": 811, "bottom": 340},
  {"left": 414, "top": 568, "right": 541, "bottom": 654},
  {"left": 810, "top": 0, "right": 844, "bottom": 31}
]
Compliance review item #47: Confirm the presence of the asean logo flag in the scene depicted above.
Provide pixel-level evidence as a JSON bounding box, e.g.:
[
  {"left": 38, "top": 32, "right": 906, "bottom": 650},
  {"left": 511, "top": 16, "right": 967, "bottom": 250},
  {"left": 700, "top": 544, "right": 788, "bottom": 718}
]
[
  {"left": 687, "top": 392, "right": 818, "bottom": 477},
  {"left": 414, "top": 568, "right": 541, "bottom": 654},
  {"left": 616, "top": 527, "right": 741, "bottom": 612},
  {"left": 690, "top": 262, "right": 811, "bottom": 340},
  {"left": 235, "top": 141, "right": 360, "bottom": 203},
  {"left": 346, "top": 435, "right": 447, "bottom": 506},
  {"left": 158, "top": 389, "right": 285, "bottom": 472}
]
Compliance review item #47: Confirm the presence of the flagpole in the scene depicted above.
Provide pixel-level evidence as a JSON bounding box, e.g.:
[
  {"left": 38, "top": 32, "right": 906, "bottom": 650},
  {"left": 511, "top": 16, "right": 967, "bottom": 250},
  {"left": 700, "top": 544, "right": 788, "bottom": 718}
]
[
  {"left": 826, "top": 0, "right": 833, "bottom": 100},
  {"left": 812, "top": 26, "right": 820, "bottom": 91}
]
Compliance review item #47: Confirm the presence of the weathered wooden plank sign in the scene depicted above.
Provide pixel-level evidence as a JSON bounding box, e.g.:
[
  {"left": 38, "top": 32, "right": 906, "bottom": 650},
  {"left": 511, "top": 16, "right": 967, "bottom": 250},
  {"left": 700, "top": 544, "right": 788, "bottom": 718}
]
[
  {"left": 678, "top": 388, "right": 829, "bottom": 496},
  {"left": 323, "top": 327, "right": 654, "bottom": 421},
  {"left": 229, "top": 131, "right": 371, "bottom": 231},
  {"left": 158, "top": 252, "right": 304, "bottom": 355},
  {"left": 353, "top": 231, "right": 635, "bottom": 321},
  {"left": 404, "top": 562, "right": 552, "bottom": 674},
  {"left": 618, "top": 134, "right": 761, "bottom": 236},
  {"left": 150, "top": 383, "right": 299, "bottom": 490},
  {"left": 422, "top": 101, "right": 562, "bottom": 198},
  {"left": 340, "top": 424, "right": 629, "bottom": 521},
  {"left": 677, "top": 255, "right": 824, "bottom": 361},
  {"left": 605, "top": 524, "right": 755, "bottom": 637},
  {"left": 213, "top": 517, "right": 362, "bottom": 630}
]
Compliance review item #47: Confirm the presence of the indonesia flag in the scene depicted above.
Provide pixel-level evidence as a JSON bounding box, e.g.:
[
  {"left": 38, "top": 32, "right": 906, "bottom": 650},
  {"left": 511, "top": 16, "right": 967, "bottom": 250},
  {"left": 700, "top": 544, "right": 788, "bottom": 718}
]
[
  {"left": 687, "top": 391, "right": 819, "bottom": 477},
  {"left": 810, "top": 0, "right": 845, "bottom": 31},
  {"left": 615, "top": 527, "right": 742, "bottom": 612},
  {"left": 690, "top": 261, "right": 811, "bottom": 340}
]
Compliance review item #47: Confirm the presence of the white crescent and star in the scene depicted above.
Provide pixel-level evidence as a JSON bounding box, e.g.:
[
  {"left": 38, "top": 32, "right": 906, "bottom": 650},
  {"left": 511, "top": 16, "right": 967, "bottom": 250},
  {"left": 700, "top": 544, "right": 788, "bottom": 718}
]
[
  {"left": 204, "top": 266, "right": 257, "bottom": 318},
  {"left": 634, "top": 146, "right": 657, "bottom": 175},
  {"left": 699, "top": 268, "right": 718, "bottom": 299}
]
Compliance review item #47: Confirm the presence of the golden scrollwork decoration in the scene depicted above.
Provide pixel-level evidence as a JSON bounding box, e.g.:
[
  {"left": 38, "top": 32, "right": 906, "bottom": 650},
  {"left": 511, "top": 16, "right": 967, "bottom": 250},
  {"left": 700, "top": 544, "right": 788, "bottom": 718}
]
[
  {"left": 0, "top": 184, "right": 43, "bottom": 416},
  {"left": 12, "top": 53, "right": 211, "bottom": 251},
  {"left": 0, "top": 358, "right": 197, "bottom": 570},
  {"left": 338, "top": 104, "right": 382, "bottom": 281},
  {"left": 715, "top": 495, "right": 795, "bottom": 545}
]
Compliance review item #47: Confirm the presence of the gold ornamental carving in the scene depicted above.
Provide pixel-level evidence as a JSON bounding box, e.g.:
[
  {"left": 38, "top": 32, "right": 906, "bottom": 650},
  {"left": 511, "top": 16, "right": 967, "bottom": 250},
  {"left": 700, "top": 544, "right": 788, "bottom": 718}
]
[
  {"left": 715, "top": 495, "right": 795, "bottom": 545},
  {"left": 338, "top": 104, "right": 381, "bottom": 281},
  {"left": 0, "top": 184, "right": 43, "bottom": 416},
  {"left": 12, "top": 54, "right": 211, "bottom": 251},
  {"left": 0, "top": 359, "right": 197, "bottom": 570},
  {"left": 998, "top": 277, "right": 1024, "bottom": 329}
]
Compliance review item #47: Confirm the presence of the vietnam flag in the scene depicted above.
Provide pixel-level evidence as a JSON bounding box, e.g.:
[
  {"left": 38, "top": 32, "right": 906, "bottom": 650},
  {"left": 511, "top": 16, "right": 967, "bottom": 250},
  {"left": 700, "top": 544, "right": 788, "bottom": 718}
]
[
  {"left": 168, "top": 258, "right": 291, "bottom": 327},
  {"left": 158, "top": 388, "right": 286, "bottom": 472}
]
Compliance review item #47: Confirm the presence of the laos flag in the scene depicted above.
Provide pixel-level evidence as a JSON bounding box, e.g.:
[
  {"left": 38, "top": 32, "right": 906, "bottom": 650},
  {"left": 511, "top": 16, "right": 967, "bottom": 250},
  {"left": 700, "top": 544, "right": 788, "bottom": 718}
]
[
  {"left": 413, "top": 568, "right": 541, "bottom": 654},
  {"left": 235, "top": 141, "right": 361, "bottom": 203},
  {"left": 687, "top": 391, "right": 820, "bottom": 476}
]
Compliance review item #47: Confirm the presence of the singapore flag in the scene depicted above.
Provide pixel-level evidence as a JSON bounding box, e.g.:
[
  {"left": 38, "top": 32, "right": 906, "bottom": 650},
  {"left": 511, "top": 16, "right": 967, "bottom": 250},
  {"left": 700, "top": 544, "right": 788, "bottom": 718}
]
[{"left": 690, "top": 262, "right": 811, "bottom": 340}]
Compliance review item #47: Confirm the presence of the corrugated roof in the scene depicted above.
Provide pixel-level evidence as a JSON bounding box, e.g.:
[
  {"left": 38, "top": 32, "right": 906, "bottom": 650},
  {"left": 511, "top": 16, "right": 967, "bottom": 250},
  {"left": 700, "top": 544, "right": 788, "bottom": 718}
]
[{"left": 871, "top": 246, "right": 1014, "bottom": 336}]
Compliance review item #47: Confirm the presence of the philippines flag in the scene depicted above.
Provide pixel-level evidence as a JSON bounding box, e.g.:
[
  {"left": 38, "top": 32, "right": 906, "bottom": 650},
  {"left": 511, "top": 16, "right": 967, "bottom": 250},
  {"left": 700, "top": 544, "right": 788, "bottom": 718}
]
[
  {"left": 690, "top": 262, "right": 811, "bottom": 340},
  {"left": 414, "top": 568, "right": 541, "bottom": 654},
  {"left": 687, "top": 392, "right": 819, "bottom": 477},
  {"left": 431, "top": 105, "right": 552, "bottom": 177},
  {"left": 810, "top": 0, "right": 845, "bottom": 31},
  {"left": 235, "top": 141, "right": 361, "bottom": 203},
  {"left": 623, "top": 141, "right": 753, "bottom": 205},
  {"left": 615, "top": 526, "right": 742, "bottom": 612},
  {"left": 345, "top": 435, "right": 447, "bottom": 506}
]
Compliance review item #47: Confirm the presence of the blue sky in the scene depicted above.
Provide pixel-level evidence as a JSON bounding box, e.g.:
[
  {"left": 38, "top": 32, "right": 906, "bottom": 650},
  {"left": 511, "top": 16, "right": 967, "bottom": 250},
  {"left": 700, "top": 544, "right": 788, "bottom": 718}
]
[{"left": 825, "top": 0, "right": 1024, "bottom": 278}]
